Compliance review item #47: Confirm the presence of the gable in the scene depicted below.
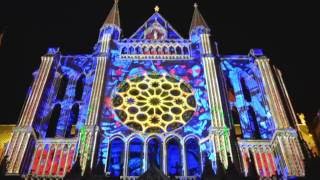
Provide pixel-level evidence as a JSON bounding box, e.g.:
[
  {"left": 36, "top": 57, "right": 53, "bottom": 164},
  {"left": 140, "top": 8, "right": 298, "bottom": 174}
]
[{"left": 129, "top": 13, "right": 184, "bottom": 40}]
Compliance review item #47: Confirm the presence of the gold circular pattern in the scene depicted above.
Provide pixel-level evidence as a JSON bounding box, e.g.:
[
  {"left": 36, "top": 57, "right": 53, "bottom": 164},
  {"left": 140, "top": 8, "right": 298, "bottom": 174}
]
[{"left": 112, "top": 73, "right": 196, "bottom": 133}]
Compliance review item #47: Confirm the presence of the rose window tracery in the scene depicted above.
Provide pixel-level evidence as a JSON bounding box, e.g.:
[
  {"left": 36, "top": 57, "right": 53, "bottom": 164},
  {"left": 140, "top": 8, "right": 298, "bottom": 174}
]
[{"left": 112, "top": 73, "right": 196, "bottom": 133}]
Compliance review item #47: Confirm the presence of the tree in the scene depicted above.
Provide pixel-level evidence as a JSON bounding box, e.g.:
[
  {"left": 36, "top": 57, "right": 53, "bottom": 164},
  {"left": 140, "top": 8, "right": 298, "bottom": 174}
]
[{"left": 65, "top": 155, "right": 82, "bottom": 180}]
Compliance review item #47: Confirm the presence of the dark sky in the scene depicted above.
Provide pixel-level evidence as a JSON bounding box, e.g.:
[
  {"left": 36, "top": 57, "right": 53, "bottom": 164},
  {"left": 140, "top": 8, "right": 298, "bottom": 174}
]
[{"left": 0, "top": 0, "right": 319, "bottom": 124}]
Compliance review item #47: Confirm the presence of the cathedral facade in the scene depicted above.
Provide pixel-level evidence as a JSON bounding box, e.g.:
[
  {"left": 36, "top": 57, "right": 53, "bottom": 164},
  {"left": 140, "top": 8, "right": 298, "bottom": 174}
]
[{"left": 5, "top": 1, "right": 305, "bottom": 179}]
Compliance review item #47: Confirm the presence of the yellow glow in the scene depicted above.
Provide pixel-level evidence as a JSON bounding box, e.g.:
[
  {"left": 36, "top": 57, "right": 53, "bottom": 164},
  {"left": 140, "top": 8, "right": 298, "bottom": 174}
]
[
  {"left": 154, "top": 5, "right": 160, "bottom": 12},
  {"left": 113, "top": 73, "right": 196, "bottom": 133}
]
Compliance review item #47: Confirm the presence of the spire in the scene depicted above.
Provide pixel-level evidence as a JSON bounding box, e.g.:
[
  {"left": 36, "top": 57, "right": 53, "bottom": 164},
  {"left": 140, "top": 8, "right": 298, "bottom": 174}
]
[
  {"left": 190, "top": 3, "right": 209, "bottom": 33},
  {"left": 102, "top": 0, "right": 120, "bottom": 28}
]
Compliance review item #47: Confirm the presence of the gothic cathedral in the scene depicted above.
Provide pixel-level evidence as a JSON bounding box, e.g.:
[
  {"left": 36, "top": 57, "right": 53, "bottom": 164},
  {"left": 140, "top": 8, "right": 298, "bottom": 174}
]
[{"left": 5, "top": 1, "right": 305, "bottom": 179}]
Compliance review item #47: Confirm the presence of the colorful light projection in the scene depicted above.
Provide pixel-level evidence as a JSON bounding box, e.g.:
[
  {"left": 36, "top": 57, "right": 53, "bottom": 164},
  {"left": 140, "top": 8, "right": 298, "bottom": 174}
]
[
  {"left": 32, "top": 55, "right": 96, "bottom": 139},
  {"left": 221, "top": 58, "right": 275, "bottom": 139},
  {"left": 101, "top": 58, "right": 210, "bottom": 138},
  {"left": 112, "top": 73, "right": 196, "bottom": 133},
  {"left": 107, "top": 138, "right": 125, "bottom": 177},
  {"left": 128, "top": 138, "right": 144, "bottom": 176},
  {"left": 30, "top": 142, "right": 76, "bottom": 176}
]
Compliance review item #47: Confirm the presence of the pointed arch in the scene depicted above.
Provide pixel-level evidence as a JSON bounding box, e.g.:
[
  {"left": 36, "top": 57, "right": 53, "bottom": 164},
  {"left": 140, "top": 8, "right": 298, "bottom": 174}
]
[
  {"left": 149, "top": 46, "right": 155, "bottom": 54},
  {"left": 176, "top": 46, "right": 182, "bottom": 54},
  {"left": 166, "top": 136, "right": 182, "bottom": 176},
  {"left": 142, "top": 46, "right": 148, "bottom": 54},
  {"left": 128, "top": 138, "right": 144, "bottom": 176},
  {"left": 163, "top": 46, "right": 168, "bottom": 54},
  {"left": 46, "top": 104, "right": 61, "bottom": 138},
  {"left": 129, "top": 46, "right": 135, "bottom": 54},
  {"left": 107, "top": 138, "right": 125, "bottom": 177},
  {"left": 135, "top": 46, "right": 142, "bottom": 54},
  {"left": 75, "top": 75, "right": 85, "bottom": 101},
  {"left": 56, "top": 75, "right": 68, "bottom": 100},
  {"left": 156, "top": 46, "right": 162, "bottom": 54},
  {"left": 121, "top": 47, "right": 128, "bottom": 54},
  {"left": 183, "top": 46, "right": 189, "bottom": 55},
  {"left": 169, "top": 46, "right": 175, "bottom": 55},
  {"left": 185, "top": 137, "right": 201, "bottom": 176}
]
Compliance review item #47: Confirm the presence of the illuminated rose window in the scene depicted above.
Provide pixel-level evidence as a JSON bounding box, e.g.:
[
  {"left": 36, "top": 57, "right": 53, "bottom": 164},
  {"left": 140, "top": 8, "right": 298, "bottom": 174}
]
[{"left": 112, "top": 73, "right": 196, "bottom": 133}]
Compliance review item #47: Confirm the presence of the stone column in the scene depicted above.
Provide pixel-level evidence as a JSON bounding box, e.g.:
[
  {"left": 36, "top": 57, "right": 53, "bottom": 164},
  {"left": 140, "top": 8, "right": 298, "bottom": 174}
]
[
  {"left": 255, "top": 58, "right": 289, "bottom": 129},
  {"left": 79, "top": 55, "right": 107, "bottom": 170},
  {"left": 7, "top": 51, "right": 59, "bottom": 174}
]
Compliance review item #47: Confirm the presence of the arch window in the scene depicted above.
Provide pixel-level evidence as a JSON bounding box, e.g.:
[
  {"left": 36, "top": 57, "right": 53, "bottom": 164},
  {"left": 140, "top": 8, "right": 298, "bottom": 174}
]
[
  {"left": 75, "top": 75, "right": 85, "bottom": 101},
  {"left": 121, "top": 47, "right": 128, "bottom": 54},
  {"left": 183, "top": 47, "right": 189, "bottom": 55},
  {"left": 147, "top": 137, "right": 162, "bottom": 170},
  {"left": 156, "top": 46, "right": 162, "bottom": 54},
  {"left": 46, "top": 104, "right": 61, "bottom": 138},
  {"left": 185, "top": 138, "right": 201, "bottom": 176},
  {"left": 135, "top": 46, "right": 142, "bottom": 54},
  {"left": 129, "top": 46, "right": 135, "bottom": 54},
  {"left": 128, "top": 138, "right": 144, "bottom": 176},
  {"left": 166, "top": 137, "right": 182, "bottom": 176},
  {"left": 143, "top": 46, "right": 148, "bottom": 54},
  {"left": 163, "top": 46, "right": 168, "bottom": 54},
  {"left": 176, "top": 46, "right": 182, "bottom": 54},
  {"left": 107, "top": 138, "right": 125, "bottom": 177},
  {"left": 56, "top": 75, "right": 68, "bottom": 100},
  {"left": 169, "top": 46, "right": 175, "bottom": 54},
  {"left": 149, "top": 46, "right": 155, "bottom": 54}
]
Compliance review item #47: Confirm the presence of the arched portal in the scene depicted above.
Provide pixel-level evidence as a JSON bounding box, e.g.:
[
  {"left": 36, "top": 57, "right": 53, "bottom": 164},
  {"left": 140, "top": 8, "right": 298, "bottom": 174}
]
[
  {"left": 107, "top": 138, "right": 125, "bottom": 177},
  {"left": 147, "top": 137, "right": 162, "bottom": 170},
  {"left": 166, "top": 137, "right": 182, "bottom": 176},
  {"left": 128, "top": 138, "right": 144, "bottom": 176},
  {"left": 185, "top": 137, "right": 201, "bottom": 176}
]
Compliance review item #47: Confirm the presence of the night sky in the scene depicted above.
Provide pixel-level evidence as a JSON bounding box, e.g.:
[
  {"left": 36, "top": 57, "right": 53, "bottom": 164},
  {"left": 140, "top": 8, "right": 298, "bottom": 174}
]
[{"left": 0, "top": 0, "right": 318, "bottom": 124}]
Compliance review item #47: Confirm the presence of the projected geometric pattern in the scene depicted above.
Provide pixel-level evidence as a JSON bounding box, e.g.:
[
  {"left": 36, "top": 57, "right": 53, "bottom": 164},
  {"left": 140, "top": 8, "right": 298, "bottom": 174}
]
[{"left": 112, "top": 73, "right": 196, "bottom": 133}]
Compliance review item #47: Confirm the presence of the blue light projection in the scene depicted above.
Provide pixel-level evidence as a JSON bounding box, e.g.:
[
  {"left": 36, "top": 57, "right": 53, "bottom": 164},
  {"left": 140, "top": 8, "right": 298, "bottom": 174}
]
[
  {"left": 147, "top": 137, "right": 162, "bottom": 169},
  {"left": 185, "top": 138, "right": 201, "bottom": 176},
  {"left": 107, "top": 138, "right": 125, "bottom": 177},
  {"left": 128, "top": 138, "right": 144, "bottom": 176},
  {"left": 167, "top": 137, "right": 182, "bottom": 176},
  {"left": 96, "top": 12, "right": 215, "bottom": 177},
  {"left": 221, "top": 59, "right": 275, "bottom": 139},
  {"left": 33, "top": 55, "right": 96, "bottom": 138}
]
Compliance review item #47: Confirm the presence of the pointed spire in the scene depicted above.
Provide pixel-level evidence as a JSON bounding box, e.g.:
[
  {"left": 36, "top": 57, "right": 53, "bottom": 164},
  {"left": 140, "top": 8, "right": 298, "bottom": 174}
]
[
  {"left": 190, "top": 3, "right": 209, "bottom": 33},
  {"left": 102, "top": 0, "right": 120, "bottom": 28}
]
